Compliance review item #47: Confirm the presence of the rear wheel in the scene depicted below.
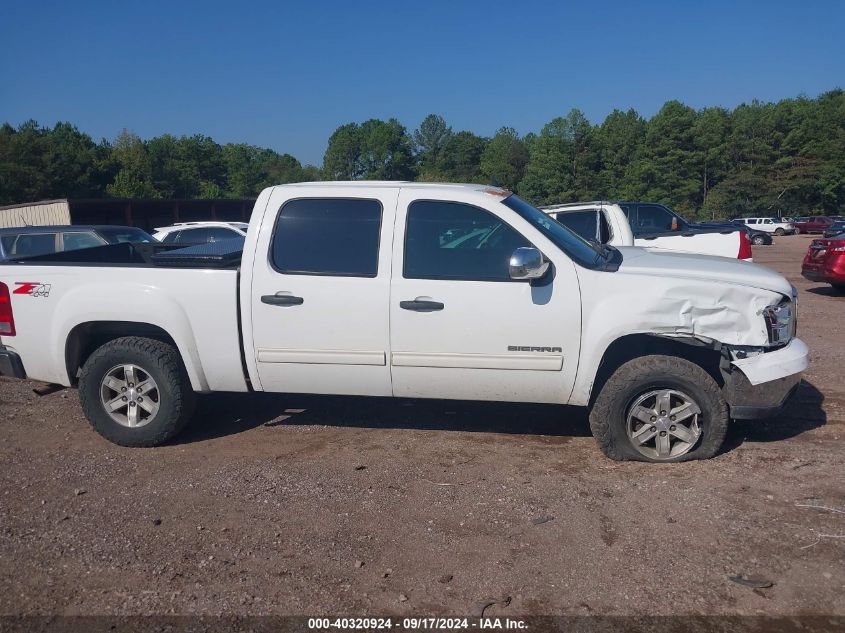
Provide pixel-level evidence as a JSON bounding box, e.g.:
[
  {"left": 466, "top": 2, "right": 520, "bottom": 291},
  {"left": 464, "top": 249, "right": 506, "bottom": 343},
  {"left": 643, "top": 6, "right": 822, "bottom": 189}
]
[
  {"left": 78, "top": 337, "right": 195, "bottom": 447},
  {"left": 774, "top": 228, "right": 785, "bottom": 236},
  {"left": 589, "top": 355, "right": 729, "bottom": 462}
]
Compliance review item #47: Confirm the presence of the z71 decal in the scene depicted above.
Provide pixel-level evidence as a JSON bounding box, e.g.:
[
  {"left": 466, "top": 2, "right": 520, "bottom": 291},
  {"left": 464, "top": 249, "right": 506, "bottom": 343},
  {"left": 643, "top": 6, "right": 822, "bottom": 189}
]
[{"left": 14, "top": 282, "right": 51, "bottom": 297}]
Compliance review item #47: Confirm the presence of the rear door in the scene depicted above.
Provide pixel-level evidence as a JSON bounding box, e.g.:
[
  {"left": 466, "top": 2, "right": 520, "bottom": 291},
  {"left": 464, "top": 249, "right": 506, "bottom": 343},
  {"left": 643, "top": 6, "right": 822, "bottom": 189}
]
[
  {"left": 249, "top": 186, "right": 399, "bottom": 396},
  {"left": 388, "top": 190, "right": 582, "bottom": 404}
]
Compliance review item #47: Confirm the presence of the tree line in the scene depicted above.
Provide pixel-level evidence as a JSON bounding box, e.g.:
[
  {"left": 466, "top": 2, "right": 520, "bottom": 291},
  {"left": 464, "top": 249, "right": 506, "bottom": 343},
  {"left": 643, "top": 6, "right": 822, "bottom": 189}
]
[{"left": 2, "top": 89, "right": 843, "bottom": 218}]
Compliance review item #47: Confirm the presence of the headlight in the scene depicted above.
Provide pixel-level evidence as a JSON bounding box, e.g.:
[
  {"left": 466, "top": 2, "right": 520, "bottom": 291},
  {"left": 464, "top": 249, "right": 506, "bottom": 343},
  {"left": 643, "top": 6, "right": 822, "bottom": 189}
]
[{"left": 762, "top": 300, "right": 795, "bottom": 345}]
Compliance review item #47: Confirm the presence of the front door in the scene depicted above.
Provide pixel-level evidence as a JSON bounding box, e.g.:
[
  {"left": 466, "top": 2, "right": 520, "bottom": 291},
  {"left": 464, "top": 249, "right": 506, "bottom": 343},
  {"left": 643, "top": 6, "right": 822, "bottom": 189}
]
[
  {"left": 249, "top": 187, "right": 399, "bottom": 396},
  {"left": 389, "top": 191, "right": 582, "bottom": 404}
]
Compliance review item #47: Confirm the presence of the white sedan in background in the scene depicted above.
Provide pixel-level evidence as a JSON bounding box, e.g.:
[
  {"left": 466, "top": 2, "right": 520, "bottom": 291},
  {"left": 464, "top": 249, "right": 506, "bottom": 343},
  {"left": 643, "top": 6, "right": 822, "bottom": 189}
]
[{"left": 152, "top": 221, "right": 248, "bottom": 245}]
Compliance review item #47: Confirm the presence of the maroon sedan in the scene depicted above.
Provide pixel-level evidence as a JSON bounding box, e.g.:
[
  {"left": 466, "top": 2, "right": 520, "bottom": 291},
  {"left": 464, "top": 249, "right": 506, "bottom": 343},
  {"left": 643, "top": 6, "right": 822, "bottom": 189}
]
[
  {"left": 802, "top": 237, "right": 845, "bottom": 292},
  {"left": 795, "top": 216, "right": 835, "bottom": 234}
]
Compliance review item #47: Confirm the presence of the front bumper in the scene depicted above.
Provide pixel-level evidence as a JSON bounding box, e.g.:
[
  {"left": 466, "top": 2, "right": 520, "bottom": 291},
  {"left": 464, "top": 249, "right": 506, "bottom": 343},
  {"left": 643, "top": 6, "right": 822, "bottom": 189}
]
[
  {"left": 0, "top": 345, "right": 26, "bottom": 379},
  {"left": 725, "top": 338, "right": 809, "bottom": 420}
]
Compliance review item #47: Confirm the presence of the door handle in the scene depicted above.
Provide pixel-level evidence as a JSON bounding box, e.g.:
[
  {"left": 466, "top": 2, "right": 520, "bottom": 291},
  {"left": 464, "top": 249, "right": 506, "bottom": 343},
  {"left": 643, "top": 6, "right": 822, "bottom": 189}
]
[
  {"left": 400, "top": 299, "right": 444, "bottom": 312},
  {"left": 261, "top": 294, "right": 304, "bottom": 306}
]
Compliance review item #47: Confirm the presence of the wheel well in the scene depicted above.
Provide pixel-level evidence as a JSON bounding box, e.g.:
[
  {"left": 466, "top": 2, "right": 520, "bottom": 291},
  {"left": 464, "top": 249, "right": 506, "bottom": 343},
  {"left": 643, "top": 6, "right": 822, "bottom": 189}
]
[
  {"left": 65, "top": 321, "right": 177, "bottom": 385},
  {"left": 589, "top": 334, "right": 725, "bottom": 406}
]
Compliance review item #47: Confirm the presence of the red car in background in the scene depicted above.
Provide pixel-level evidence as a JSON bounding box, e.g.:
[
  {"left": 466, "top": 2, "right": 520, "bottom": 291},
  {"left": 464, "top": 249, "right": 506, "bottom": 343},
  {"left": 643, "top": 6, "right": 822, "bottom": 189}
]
[
  {"left": 794, "top": 216, "right": 835, "bottom": 234},
  {"left": 802, "top": 237, "right": 845, "bottom": 292}
]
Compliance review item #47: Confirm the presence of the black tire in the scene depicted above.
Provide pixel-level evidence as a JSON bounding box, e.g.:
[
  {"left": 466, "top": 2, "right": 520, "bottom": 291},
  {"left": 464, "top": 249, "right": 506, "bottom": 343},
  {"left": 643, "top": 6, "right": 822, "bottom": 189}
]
[
  {"left": 752, "top": 235, "right": 766, "bottom": 245},
  {"left": 774, "top": 228, "right": 785, "bottom": 236},
  {"left": 589, "top": 355, "right": 729, "bottom": 463},
  {"left": 832, "top": 283, "right": 845, "bottom": 293},
  {"left": 78, "top": 336, "right": 196, "bottom": 447}
]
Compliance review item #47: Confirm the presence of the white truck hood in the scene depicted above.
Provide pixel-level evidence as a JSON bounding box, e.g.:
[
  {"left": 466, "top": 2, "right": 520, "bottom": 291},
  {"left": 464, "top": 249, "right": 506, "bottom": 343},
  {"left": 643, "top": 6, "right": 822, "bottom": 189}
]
[{"left": 614, "top": 247, "right": 792, "bottom": 296}]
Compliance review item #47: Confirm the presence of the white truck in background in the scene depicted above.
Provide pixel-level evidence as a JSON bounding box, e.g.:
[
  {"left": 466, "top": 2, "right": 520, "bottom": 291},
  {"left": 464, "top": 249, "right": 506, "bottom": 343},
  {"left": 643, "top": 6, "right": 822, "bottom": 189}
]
[
  {"left": 543, "top": 201, "right": 753, "bottom": 261},
  {"left": 733, "top": 217, "right": 796, "bottom": 235},
  {"left": 0, "top": 182, "right": 807, "bottom": 463}
]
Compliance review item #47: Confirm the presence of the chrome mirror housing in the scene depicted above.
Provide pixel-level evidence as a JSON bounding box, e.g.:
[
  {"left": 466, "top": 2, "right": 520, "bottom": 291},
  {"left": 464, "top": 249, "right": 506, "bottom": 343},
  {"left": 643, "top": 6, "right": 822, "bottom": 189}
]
[{"left": 509, "top": 247, "right": 549, "bottom": 281}]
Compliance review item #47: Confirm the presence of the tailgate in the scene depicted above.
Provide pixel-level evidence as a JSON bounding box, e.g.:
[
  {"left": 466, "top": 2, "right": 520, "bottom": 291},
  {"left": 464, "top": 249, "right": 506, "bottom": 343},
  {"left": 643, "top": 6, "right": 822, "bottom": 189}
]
[{"left": 0, "top": 269, "right": 69, "bottom": 383}]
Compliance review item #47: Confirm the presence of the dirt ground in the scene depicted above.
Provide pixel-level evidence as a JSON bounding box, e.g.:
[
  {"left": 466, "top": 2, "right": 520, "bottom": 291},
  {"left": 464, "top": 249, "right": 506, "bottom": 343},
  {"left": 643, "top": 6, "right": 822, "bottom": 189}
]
[{"left": 0, "top": 235, "right": 843, "bottom": 619}]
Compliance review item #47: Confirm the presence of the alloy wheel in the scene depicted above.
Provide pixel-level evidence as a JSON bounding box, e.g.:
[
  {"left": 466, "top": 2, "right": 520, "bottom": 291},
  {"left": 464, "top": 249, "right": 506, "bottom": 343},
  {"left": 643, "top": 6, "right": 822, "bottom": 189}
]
[
  {"left": 626, "top": 389, "right": 702, "bottom": 460},
  {"left": 99, "top": 364, "right": 160, "bottom": 428}
]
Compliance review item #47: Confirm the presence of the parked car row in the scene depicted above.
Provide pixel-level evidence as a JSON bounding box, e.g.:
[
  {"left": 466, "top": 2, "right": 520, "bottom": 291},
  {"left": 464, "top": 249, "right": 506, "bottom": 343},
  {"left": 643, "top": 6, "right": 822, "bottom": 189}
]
[
  {"left": 0, "top": 222, "right": 248, "bottom": 261},
  {"left": 541, "top": 201, "right": 752, "bottom": 260},
  {"left": 0, "top": 225, "right": 156, "bottom": 261},
  {"left": 0, "top": 182, "right": 807, "bottom": 464},
  {"left": 4, "top": 213, "right": 840, "bottom": 264}
]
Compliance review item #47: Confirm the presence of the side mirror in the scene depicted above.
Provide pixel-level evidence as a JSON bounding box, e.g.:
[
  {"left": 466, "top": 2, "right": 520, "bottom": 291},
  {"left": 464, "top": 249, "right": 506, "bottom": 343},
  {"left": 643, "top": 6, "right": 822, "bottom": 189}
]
[{"left": 509, "top": 247, "right": 549, "bottom": 281}]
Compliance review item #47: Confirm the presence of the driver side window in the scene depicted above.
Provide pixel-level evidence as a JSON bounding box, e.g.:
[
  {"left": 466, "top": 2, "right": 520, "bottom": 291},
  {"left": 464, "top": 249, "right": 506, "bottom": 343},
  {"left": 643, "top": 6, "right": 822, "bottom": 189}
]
[{"left": 404, "top": 200, "right": 531, "bottom": 281}]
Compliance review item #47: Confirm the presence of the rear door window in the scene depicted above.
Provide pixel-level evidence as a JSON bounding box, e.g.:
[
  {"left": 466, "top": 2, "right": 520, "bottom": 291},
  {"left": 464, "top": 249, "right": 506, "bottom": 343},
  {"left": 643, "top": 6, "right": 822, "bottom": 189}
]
[
  {"left": 61, "top": 232, "right": 105, "bottom": 251},
  {"left": 203, "top": 227, "right": 242, "bottom": 242},
  {"left": 271, "top": 198, "right": 382, "bottom": 277},
  {"left": 8, "top": 233, "right": 58, "bottom": 257},
  {"left": 175, "top": 228, "right": 211, "bottom": 244},
  {"left": 177, "top": 227, "right": 243, "bottom": 244}
]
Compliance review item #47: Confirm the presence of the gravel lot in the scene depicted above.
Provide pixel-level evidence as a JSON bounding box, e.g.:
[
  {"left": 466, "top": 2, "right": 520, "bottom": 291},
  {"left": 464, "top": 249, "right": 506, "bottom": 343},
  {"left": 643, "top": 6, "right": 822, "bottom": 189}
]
[{"left": 1, "top": 235, "right": 843, "bottom": 618}]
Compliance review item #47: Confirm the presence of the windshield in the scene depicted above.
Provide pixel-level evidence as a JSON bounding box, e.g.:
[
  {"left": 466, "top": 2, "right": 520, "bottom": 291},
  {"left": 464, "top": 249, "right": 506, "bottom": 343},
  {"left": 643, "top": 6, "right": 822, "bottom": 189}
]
[
  {"left": 502, "top": 195, "right": 612, "bottom": 270},
  {"left": 97, "top": 227, "right": 156, "bottom": 244}
]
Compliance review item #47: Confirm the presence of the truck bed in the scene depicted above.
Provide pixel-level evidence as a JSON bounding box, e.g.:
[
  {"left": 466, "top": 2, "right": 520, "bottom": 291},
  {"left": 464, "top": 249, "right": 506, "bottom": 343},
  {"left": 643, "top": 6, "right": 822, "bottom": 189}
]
[{"left": 0, "top": 257, "right": 247, "bottom": 393}]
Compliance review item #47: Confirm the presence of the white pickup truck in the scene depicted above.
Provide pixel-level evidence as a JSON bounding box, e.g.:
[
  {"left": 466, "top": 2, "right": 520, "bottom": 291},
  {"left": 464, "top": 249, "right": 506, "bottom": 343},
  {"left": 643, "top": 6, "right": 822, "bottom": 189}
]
[
  {"left": 543, "top": 201, "right": 753, "bottom": 260},
  {"left": 0, "top": 182, "right": 808, "bottom": 462}
]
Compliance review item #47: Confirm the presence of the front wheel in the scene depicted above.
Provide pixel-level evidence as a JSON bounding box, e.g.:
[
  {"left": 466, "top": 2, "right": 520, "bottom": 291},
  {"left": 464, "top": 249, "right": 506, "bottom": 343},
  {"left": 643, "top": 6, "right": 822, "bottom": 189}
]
[
  {"left": 78, "top": 336, "right": 196, "bottom": 447},
  {"left": 774, "top": 228, "right": 785, "bottom": 236},
  {"left": 752, "top": 235, "right": 766, "bottom": 245},
  {"left": 589, "top": 355, "right": 729, "bottom": 462},
  {"left": 795, "top": 228, "right": 802, "bottom": 235}
]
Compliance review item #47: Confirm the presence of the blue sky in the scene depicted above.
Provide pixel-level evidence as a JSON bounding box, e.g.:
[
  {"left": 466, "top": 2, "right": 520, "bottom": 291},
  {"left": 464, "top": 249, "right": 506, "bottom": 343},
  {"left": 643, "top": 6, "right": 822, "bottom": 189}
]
[{"left": 2, "top": 0, "right": 843, "bottom": 165}]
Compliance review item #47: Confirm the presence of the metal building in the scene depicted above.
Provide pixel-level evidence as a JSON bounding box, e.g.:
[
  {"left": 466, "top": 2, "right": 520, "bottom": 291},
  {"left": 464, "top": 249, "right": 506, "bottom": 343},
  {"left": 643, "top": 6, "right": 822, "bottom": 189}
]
[
  {"left": 0, "top": 198, "right": 256, "bottom": 233},
  {"left": 0, "top": 200, "right": 71, "bottom": 228}
]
